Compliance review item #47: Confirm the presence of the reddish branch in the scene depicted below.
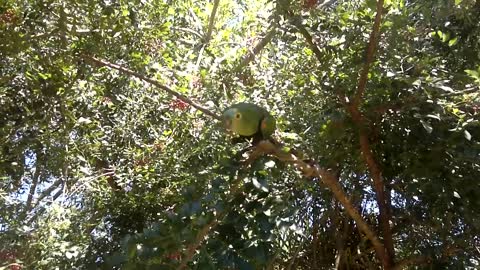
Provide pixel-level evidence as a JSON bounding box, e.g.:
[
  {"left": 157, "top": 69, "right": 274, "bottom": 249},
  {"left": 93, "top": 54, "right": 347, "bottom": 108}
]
[
  {"left": 294, "top": 0, "right": 392, "bottom": 266},
  {"left": 346, "top": 0, "right": 395, "bottom": 267},
  {"left": 175, "top": 140, "right": 387, "bottom": 268},
  {"left": 353, "top": 0, "right": 385, "bottom": 107},
  {"left": 80, "top": 55, "right": 221, "bottom": 120}
]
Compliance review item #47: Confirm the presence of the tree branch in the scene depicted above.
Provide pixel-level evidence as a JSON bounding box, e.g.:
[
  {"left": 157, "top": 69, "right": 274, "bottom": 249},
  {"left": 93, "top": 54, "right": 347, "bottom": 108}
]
[
  {"left": 348, "top": 104, "right": 394, "bottom": 267},
  {"left": 439, "top": 86, "right": 479, "bottom": 97},
  {"left": 176, "top": 166, "right": 247, "bottom": 270},
  {"left": 338, "top": 0, "right": 394, "bottom": 267},
  {"left": 235, "top": 27, "right": 277, "bottom": 72},
  {"left": 172, "top": 27, "right": 203, "bottom": 39},
  {"left": 392, "top": 256, "right": 431, "bottom": 270},
  {"left": 254, "top": 141, "right": 387, "bottom": 263},
  {"left": 25, "top": 163, "right": 41, "bottom": 213},
  {"left": 176, "top": 218, "right": 220, "bottom": 270},
  {"left": 292, "top": 22, "right": 390, "bottom": 259},
  {"left": 175, "top": 139, "right": 388, "bottom": 268},
  {"left": 204, "top": 0, "right": 220, "bottom": 43},
  {"left": 294, "top": 22, "right": 324, "bottom": 64},
  {"left": 80, "top": 55, "right": 221, "bottom": 120},
  {"left": 353, "top": 0, "right": 385, "bottom": 106},
  {"left": 27, "top": 181, "right": 65, "bottom": 224}
]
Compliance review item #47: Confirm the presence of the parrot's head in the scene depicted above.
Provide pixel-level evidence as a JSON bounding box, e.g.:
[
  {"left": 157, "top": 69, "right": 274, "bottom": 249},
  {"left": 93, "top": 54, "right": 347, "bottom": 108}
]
[
  {"left": 221, "top": 106, "right": 259, "bottom": 137},
  {"left": 222, "top": 107, "right": 242, "bottom": 132},
  {"left": 222, "top": 103, "right": 271, "bottom": 138}
]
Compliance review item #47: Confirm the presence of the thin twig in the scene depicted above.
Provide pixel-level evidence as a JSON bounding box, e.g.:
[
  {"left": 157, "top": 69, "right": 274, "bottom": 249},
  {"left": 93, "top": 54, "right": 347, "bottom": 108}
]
[
  {"left": 173, "top": 27, "right": 203, "bottom": 39},
  {"left": 294, "top": 23, "right": 324, "bottom": 64},
  {"left": 235, "top": 27, "right": 277, "bottom": 72},
  {"left": 80, "top": 55, "right": 221, "bottom": 120},
  {"left": 439, "top": 86, "right": 479, "bottom": 97}
]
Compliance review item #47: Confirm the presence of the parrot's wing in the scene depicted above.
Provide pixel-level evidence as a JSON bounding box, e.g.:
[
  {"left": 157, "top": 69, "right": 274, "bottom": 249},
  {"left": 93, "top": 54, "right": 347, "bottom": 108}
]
[{"left": 260, "top": 114, "right": 276, "bottom": 138}]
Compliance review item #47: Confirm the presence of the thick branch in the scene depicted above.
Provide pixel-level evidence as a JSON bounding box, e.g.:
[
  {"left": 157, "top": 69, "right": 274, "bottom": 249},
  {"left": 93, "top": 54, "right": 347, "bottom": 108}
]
[
  {"left": 392, "top": 256, "right": 431, "bottom": 270},
  {"left": 340, "top": 0, "right": 394, "bottom": 267},
  {"left": 349, "top": 105, "right": 395, "bottom": 267},
  {"left": 175, "top": 140, "right": 387, "bottom": 268},
  {"left": 204, "top": 0, "right": 220, "bottom": 43},
  {"left": 80, "top": 55, "right": 221, "bottom": 120},
  {"left": 353, "top": 0, "right": 385, "bottom": 106}
]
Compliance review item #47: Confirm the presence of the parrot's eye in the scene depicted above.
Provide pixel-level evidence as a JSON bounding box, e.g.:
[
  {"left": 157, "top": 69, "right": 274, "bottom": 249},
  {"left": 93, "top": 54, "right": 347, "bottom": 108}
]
[{"left": 235, "top": 113, "right": 241, "bottom": 119}]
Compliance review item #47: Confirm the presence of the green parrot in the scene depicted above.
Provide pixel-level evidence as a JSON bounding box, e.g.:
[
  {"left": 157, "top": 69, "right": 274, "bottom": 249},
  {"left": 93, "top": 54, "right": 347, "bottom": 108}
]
[{"left": 222, "top": 102, "right": 276, "bottom": 144}]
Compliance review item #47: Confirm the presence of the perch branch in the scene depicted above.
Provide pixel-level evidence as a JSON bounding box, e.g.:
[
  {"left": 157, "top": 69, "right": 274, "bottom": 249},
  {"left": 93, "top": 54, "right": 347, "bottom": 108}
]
[
  {"left": 82, "top": 54, "right": 387, "bottom": 267},
  {"left": 254, "top": 141, "right": 387, "bottom": 263}
]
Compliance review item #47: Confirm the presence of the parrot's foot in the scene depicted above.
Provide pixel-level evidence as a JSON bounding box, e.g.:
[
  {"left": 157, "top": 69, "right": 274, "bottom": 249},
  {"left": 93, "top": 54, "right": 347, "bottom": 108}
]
[{"left": 231, "top": 136, "right": 251, "bottom": 145}]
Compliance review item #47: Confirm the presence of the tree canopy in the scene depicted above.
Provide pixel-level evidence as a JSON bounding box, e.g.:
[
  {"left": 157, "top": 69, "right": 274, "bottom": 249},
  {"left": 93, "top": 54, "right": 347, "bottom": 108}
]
[{"left": 1, "top": 0, "right": 479, "bottom": 269}]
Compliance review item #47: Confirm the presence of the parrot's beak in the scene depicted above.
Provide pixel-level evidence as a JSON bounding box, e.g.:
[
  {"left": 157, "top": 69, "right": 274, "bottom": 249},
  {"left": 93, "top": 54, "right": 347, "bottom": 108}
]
[{"left": 224, "top": 119, "right": 232, "bottom": 130}]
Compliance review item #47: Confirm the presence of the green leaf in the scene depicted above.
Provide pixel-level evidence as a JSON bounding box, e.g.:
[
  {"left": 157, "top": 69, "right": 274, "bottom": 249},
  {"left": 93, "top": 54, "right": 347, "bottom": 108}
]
[{"left": 448, "top": 37, "right": 458, "bottom": 46}]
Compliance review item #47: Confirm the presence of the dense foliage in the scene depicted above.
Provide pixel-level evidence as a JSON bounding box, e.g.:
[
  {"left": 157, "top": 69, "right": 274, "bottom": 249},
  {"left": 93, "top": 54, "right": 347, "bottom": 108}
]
[{"left": 1, "top": 0, "right": 479, "bottom": 269}]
